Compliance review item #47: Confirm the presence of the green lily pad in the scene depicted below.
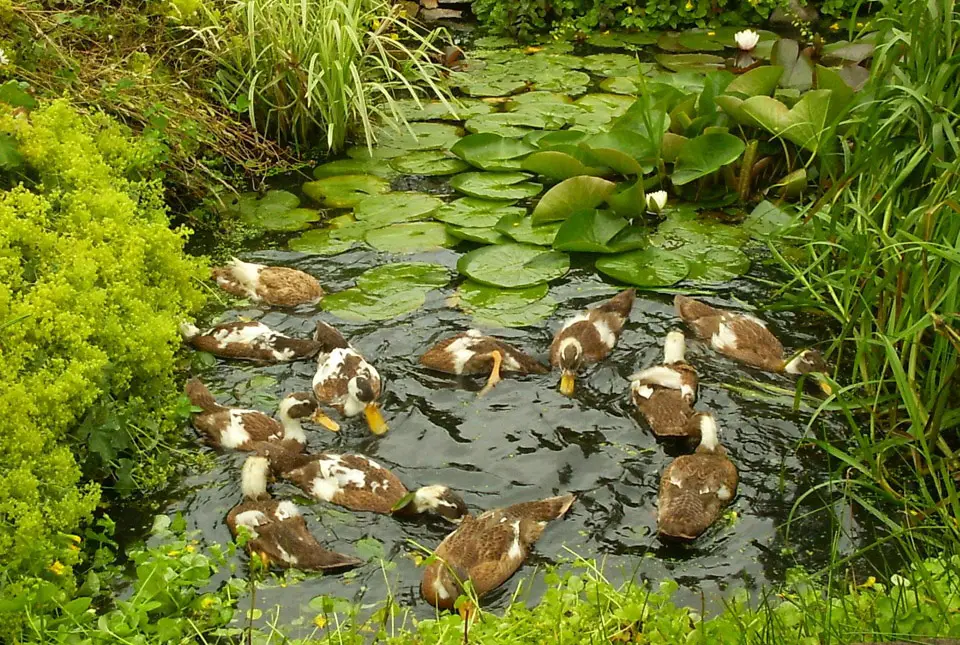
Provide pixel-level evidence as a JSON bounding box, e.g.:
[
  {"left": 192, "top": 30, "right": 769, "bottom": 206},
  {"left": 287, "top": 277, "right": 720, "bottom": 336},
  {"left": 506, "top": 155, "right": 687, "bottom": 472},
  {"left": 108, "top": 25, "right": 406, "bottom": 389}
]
[
  {"left": 386, "top": 98, "right": 495, "bottom": 122},
  {"left": 743, "top": 200, "right": 795, "bottom": 238},
  {"left": 520, "top": 150, "right": 608, "bottom": 180},
  {"left": 531, "top": 130, "right": 590, "bottom": 149},
  {"left": 533, "top": 69, "right": 591, "bottom": 94},
  {"left": 740, "top": 90, "right": 832, "bottom": 153},
  {"left": 434, "top": 197, "right": 525, "bottom": 227},
  {"left": 677, "top": 29, "right": 727, "bottom": 52},
  {"left": 531, "top": 176, "right": 617, "bottom": 224},
  {"left": 465, "top": 112, "right": 546, "bottom": 138},
  {"left": 473, "top": 36, "right": 517, "bottom": 48},
  {"left": 553, "top": 209, "right": 628, "bottom": 253},
  {"left": 457, "top": 280, "right": 557, "bottom": 328},
  {"left": 815, "top": 65, "right": 855, "bottom": 123},
  {"left": 509, "top": 102, "right": 585, "bottom": 130},
  {"left": 288, "top": 229, "right": 357, "bottom": 256},
  {"left": 356, "top": 262, "right": 450, "bottom": 292},
  {"left": 446, "top": 225, "right": 509, "bottom": 245},
  {"left": 725, "top": 66, "right": 784, "bottom": 97},
  {"left": 376, "top": 122, "right": 464, "bottom": 152},
  {"left": 495, "top": 214, "right": 561, "bottom": 246},
  {"left": 390, "top": 151, "right": 470, "bottom": 176},
  {"left": 656, "top": 53, "right": 725, "bottom": 72},
  {"left": 365, "top": 222, "right": 458, "bottom": 253},
  {"left": 580, "top": 53, "right": 642, "bottom": 76},
  {"left": 229, "top": 190, "right": 300, "bottom": 228},
  {"left": 587, "top": 32, "right": 659, "bottom": 48},
  {"left": 671, "top": 132, "right": 746, "bottom": 186},
  {"left": 681, "top": 245, "right": 750, "bottom": 283},
  {"left": 771, "top": 39, "right": 814, "bottom": 91},
  {"left": 580, "top": 130, "right": 654, "bottom": 175},
  {"left": 457, "top": 243, "right": 570, "bottom": 288},
  {"left": 450, "top": 172, "right": 543, "bottom": 200},
  {"left": 596, "top": 247, "right": 689, "bottom": 287},
  {"left": 451, "top": 133, "right": 536, "bottom": 171},
  {"left": 506, "top": 91, "right": 574, "bottom": 107},
  {"left": 322, "top": 289, "right": 427, "bottom": 322},
  {"left": 451, "top": 69, "right": 529, "bottom": 97},
  {"left": 606, "top": 178, "right": 646, "bottom": 219},
  {"left": 651, "top": 207, "right": 749, "bottom": 248},
  {"left": 314, "top": 158, "right": 398, "bottom": 179},
  {"left": 303, "top": 175, "right": 391, "bottom": 208},
  {"left": 353, "top": 192, "right": 442, "bottom": 225}
]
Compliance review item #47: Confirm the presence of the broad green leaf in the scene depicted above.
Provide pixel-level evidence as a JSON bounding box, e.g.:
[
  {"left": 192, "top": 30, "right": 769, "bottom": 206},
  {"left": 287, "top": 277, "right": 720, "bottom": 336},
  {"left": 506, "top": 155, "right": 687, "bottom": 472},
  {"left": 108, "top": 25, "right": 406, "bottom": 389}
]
[
  {"left": 656, "top": 53, "right": 725, "bottom": 72},
  {"left": 288, "top": 229, "right": 357, "bottom": 256},
  {"left": 821, "top": 40, "right": 875, "bottom": 65},
  {"left": 465, "top": 111, "right": 546, "bottom": 137},
  {"left": 714, "top": 95, "right": 764, "bottom": 128},
  {"left": 596, "top": 248, "right": 689, "bottom": 287},
  {"left": 322, "top": 289, "right": 426, "bottom": 322},
  {"left": 740, "top": 90, "right": 832, "bottom": 153},
  {"left": 580, "top": 53, "right": 643, "bottom": 76},
  {"left": 303, "top": 175, "right": 390, "bottom": 208},
  {"left": 553, "top": 209, "right": 629, "bottom": 253},
  {"left": 390, "top": 151, "right": 470, "bottom": 176},
  {"left": 457, "top": 281, "right": 557, "bottom": 328},
  {"left": 534, "top": 69, "right": 591, "bottom": 94},
  {"left": 743, "top": 200, "right": 795, "bottom": 238},
  {"left": 353, "top": 192, "right": 442, "bottom": 225},
  {"left": 385, "top": 98, "right": 494, "bottom": 122},
  {"left": 495, "top": 214, "right": 560, "bottom": 246},
  {"left": 450, "top": 133, "right": 536, "bottom": 171},
  {"left": 356, "top": 262, "right": 450, "bottom": 293},
  {"left": 457, "top": 243, "right": 570, "bottom": 288},
  {"left": 314, "top": 158, "right": 398, "bottom": 179},
  {"left": 725, "top": 66, "right": 784, "bottom": 97},
  {"left": 531, "top": 130, "right": 590, "bottom": 149},
  {"left": 606, "top": 178, "right": 645, "bottom": 219},
  {"left": 678, "top": 29, "right": 727, "bottom": 52},
  {"left": 435, "top": 197, "right": 525, "bottom": 227},
  {"left": 672, "top": 244, "right": 750, "bottom": 283},
  {"left": 671, "top": 133, "right": 746, "bottom": 186},
  {"left": 814, "top": 65, "right": 855, "bottom": 123},
  {"left": 446, "top": 225, "right": 509, "bottom": 245},
  {"left": 580, "top": 131, "right": 653, "bottom": 175},
  {"left": 521, "top": 150, "right": 607, "bottom": 180},
  {"left": 375, "top": 122, "right": 463, "bottom": 151},
  {"left": 450, "top": 172, "right": 543, "bottom": 200},
  {"left": 531, "top": 176, "right": 617, "bottom": 224},
  {"left": 506, "top": 91, "right": 574, "bottom": 107},
  {"left": 365, "top": 222, "right": 458, "bottom": 253},
  {"left": 598, "top": 76, "right": 641, "bottom": 95},
  {"left": 228, "top": 190, "right": 319, "bottom": 231}
]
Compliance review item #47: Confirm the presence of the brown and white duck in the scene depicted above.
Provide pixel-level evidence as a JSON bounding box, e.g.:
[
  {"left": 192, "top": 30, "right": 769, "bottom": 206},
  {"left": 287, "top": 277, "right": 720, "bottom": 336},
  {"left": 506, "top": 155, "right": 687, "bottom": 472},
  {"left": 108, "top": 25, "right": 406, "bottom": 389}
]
[
  {"left": 674, "top": 295, "right": 831, "bottom": 394},
  {"left": 252, "top": 442, "right": 467, "bottom": 522},
  {"left": 312, "top": 321, "right": 387, "bottom": 435},
  {"left": 657, "top": 413, "right": 738, "bottom": 541},
  {"left": 180, "top": 320, "right": 322, "bottom": 363},
  {"left": 630, "top": 331, "right": 700, "bottom": 441},
  {"left": 420, "top": 329, "right": 549, "bottom": 396},
  {"left": 550, "top": 289, "right": 635, "bottom": 396},
  {"left": 184, "top": 379, "right": 338, "bottom": 451},
  {"left": 212, "top": 257, "right": 324, "bottom": 307},
  {"left": 227, "top": 455, "right": 361, "bottom": 571},
  {"left": 420, "top": 494, "right": 575, "bottom": 610}
]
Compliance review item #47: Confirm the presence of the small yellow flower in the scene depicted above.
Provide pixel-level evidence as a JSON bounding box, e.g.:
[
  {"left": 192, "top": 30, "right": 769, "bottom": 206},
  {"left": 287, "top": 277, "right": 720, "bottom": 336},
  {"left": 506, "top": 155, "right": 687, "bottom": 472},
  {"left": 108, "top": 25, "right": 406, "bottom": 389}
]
[
  {"left": 856, "top": 21, "right": 863, "bottom": 27},
  {"left": 201, "top": 597, "right": 216, "bottom": 609},
  {"left": 167, "top": 550, "right": 180, "bottom": 557},
  {"left": 314, "top": 615, "right": 328, "bottom": 629},
  {"left": 858, "top": 576, "right": 877, "bottom": 589},
  {"left": 389, "top": 33, "right": 399, "bottom": 40},
  {"left": 49, "top": 561, "right": 66, "bottom": 576},
  {"left": 68, "top": 543, "right": 79, "bottom": 552},
  {"left": 685, "top": 1, "right": 694, "bottom": 9},
  {"left": 373, "top": 19, "right": 381, "bottom": 29},
  {"left": 626, "top": 6, "right": 633, "bottom": 13},
  {"left": 707, "top": 31, "right": 715, "bottom": 35},
  {"left": 185, "top": 545, "right": 196, "bottom": 553},
  {"left": 830, "top": 22, "right": 840, "bottom": 30},
  {"left": 67, "top": 534, "right": 81, "bottom": 544}
]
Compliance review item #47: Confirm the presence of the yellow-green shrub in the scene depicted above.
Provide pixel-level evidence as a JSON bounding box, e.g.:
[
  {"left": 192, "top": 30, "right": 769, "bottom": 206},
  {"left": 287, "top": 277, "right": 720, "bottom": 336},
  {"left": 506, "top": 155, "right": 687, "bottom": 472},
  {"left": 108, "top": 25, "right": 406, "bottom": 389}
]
[{"left": 0, "top": 100, "right": 206, "bottom": 616}]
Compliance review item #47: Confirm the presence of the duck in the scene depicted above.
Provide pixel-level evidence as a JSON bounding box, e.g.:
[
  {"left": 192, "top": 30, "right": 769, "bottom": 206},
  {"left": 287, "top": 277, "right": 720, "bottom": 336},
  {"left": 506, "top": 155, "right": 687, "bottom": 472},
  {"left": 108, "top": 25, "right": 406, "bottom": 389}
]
[
  {"left": 180, "top": 320, "right": 322, "bottom": 363},
  {"left": 212, "top": 257, "right": 324, "bottom": 307},
  {"left": 184, "top": 379, "right": 339, "bottom": 450},
  {"left": 252, "top": 442, "right": 467, "bottom": 522},
  {"left": 419, "top": 329, "right": 549, "bottom": 396},
  {"left": 630, "top": 331, "right": 700, "bottom": 441},
  {"left": 312, "top": 321, "right": 387, "bottom": 435},
  {"left": 674, "top": 295, "right": 832, "bottom": 394},
  {"left": 227, "top": 455, "right": 361, "bottom": 571},
  {"left": 657, "top": 413, "right": 738, "bottom": 541},
  {"left": 420, "top": 494, "right": 575, "bottom": 610},
  {"left": 550, "top": 289, "right": 635, "bottom": 396}
]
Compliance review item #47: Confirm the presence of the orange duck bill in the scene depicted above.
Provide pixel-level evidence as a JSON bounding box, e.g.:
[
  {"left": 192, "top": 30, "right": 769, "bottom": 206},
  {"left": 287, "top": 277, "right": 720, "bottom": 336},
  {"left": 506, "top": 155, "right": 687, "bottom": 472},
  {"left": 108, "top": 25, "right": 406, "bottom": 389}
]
[{"left": 364, "top": 403, "right": 388, "bottom": 435}]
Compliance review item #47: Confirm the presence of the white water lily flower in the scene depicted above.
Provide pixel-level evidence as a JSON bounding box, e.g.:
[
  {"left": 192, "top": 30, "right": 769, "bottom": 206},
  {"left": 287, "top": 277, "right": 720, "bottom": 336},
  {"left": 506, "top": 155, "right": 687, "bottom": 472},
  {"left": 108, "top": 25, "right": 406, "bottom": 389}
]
[
  {"left": 734, "top": 29, "right": 760, "bottom": 51},
  {"left": 0, "top": 49, "right": 8, "bottom": 66},
  {"left": 646, "top": 190, "right": 668, "bottom": 213}
]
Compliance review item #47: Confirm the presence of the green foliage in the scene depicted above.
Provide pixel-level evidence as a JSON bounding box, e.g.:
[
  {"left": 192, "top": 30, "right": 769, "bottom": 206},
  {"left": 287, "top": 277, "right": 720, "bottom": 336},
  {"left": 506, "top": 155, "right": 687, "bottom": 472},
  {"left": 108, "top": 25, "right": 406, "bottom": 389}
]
[{"left": 0, "top": 100, "right": 206, "bottom": 631}]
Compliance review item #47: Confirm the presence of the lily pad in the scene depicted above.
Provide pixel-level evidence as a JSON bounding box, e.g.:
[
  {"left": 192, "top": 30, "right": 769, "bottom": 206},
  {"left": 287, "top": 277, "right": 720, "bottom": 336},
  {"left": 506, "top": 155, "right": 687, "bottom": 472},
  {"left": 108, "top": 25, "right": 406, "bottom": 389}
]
[
  {"left": 740, "top": 90, "right": 832, "bottom": 153},
  {"left": 725, "top": 66, "right": 784, "bottom": 97},
  {"left": 606, "top": 179, "right": 646, "bottom": 219},
  {"left": 288, "top": 229, "right": 357, "bottom": 256},
  {"left": 506, "top": 91, "right": 575, "bottom": 107},
  {"left": 677, "top": 30, "right": 727, "bottom": 52},
  {"left": 580, "top": 131, "right": 654, "bottom": 175},
  {"left": 531, "top": 176, "right": 617, "bottom": 224},
  {"left": 303, "top": 175, "right": 390, "bottom": 208},
  {"left": 553, "top": 209, "right": 629, "bottom": 253},
  {"left": 356, "top": 262, "right": 450, "bottom": 292},
  {"left": 446, "top": 225, "right": 509, "bottom": 245},
  {"left": 822, "top": 40, "right": 875, "bottom": 65},
  {"left": 435, "top": 197, "right": 525, "bottom": 228},
  {"left": 668, "top": 244, "right": 750, "bottom": 283},
  {"left": 521, "top": 150, "right": 608, "bottom": 180},
  {"left": 534, "top": 69, "right": 591, "bottom": 94},
  {"left": 314, "top": 158, "right": 398, "bottom": 179},
  {"left": 322, "top": 289, "right": 427, "bottom": 322},
  {"left": 450, "top": 172, "right": 543, "bottom": 200},
  {"left": 495, "top": 214, "right": 560, "bottom": 246},
  {"left": 451, "top": 133, "right": 536, "bottom": 171},
  {"left": 671, "top": 132, "right": 746, "bottom": 186},
  {"left": 451, "top": 69, "right": 529, "bottom": 97},
  {"left": 530, "top": 130, "right": 590, "bottom": 149},
  {"left": 457, "top": 243, "right": 570, "bottom": 288},
  {"left": 229, "top": 190, "right": 300, "bottom": 228},
  {"left": 353, "top": 192, "right": 442, "bottom": 225},
  {"left": 596, "top": 247, "right": 689, "bottom": 287},
  {"left": 386, "top": 98, "right": 495, "bottom": 122},
  {"left": 598, "top": 76, "right": 642, "bottom": 95},
  {"left": 365, "top": 222, "right": 458, "bottom": 253},
  {"left": 651, "top": 207, "right": 749, "bottom": 248},
  {"left": 656, "top": 53, "right": 725, "bottom": 73},
  {"left": 457, "top": 281, "right": 557, "bottom": 328},
  {"left": 376, "top": 122, "right": 464, "bottom": 152},
  {"left": 465, "top": 112, "right": 546, "bottom": 137},
  {"left": 743, "top": 200, "right": 795, "bottom": 238},
  {"left": 390, "top": 151, "right": 470, "bottom": 176},
  {"left": 580, "top": 53, "right": 643, "bottom": 76}
]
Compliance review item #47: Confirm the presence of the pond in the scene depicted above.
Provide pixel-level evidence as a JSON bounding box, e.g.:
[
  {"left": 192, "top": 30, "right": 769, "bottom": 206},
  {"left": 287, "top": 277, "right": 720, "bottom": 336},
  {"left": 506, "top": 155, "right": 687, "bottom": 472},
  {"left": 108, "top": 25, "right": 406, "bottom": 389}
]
[{"left": 126, "top": 25, "right": 880, "bottom": 637}]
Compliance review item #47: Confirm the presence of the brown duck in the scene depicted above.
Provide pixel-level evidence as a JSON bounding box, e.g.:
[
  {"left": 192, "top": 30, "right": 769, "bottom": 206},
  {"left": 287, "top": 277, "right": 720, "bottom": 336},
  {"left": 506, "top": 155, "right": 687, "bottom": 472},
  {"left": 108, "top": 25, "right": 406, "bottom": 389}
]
[
  {"left": 420, "top": 329, "right": 549, "bottom": 396},
  {"left": 227, "top": 455, "right": 361, "bottom": 571},
  {"left": 180, "top": 320, "right": 322, "bottom": 363},
  {"left": 658, "top": 413, "right": 738, "bottom": 541},
  {"left": 185, "top": 379, "right": 338, "bottom": 451},
  {"left": 674, "top": 295, "right": 831, "bottom": 394},
  {"left": 420, "top": 494, "right": 575, "bottom": 610},
  {"left": 550, "top": 289, "right": 635, "bottom": 396},
  {"left": 631, "top": 331, "right": 700, "bottom": 441},
  {"left": 212, "top": 257, "right": 324, "bottom": 307},
  {"left": 253, "top": 442, "right": 467, "bottom": 522}
]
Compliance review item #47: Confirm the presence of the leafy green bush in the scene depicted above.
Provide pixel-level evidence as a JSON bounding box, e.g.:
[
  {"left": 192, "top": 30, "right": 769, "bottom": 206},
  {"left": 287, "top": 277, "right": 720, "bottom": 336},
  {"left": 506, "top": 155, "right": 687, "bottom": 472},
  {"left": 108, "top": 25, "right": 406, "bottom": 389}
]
[{"left": 0, "top": 99, "right": 206, "bottom": 629}]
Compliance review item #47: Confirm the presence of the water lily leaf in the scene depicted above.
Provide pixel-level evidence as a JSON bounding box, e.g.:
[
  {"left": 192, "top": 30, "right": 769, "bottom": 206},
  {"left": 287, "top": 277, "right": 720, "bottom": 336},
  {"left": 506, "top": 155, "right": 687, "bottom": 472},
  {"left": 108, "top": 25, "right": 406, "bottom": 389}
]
[
  {"left": 596, "top": 247, "right": 689, "bottom": 287},
  {"left": 521, "top": 150, "right": 607, "bottom": 180},
  {"left": 740, "top": 90, "right": 832, "bottom": 153},
  {"left": 353, "top": 192, "right": 442, "bottom": 225},
  {"left": 254, "top": 207, "right": 321, "bottom": 231},
  {"left": 457, "top": 243, "right": 570, "bottom": 288},
  {"left": 606, "top": 178, "right": 645, "bottom": 219},
  {"left": 821, "top": 40, "right": 875, "bottom": 65},
  {"left": 580, "top": 53, "right": 642, "bottom": 76},
  {"left": 646, "top": 70, "right": 709, "bottom": 95},
  {"left": 656, "top": 53, "right": 725, "bottom": 73},
  {"left": 671, "top": 132, "right": 745, "bottom": 185},
  {"left": 495, "top": 214, "right": 560, "bottom": 246},
  {"left": 230, "top": 190, "right": 318, "bottom": 231},
  {"left": 365, "top": 222, "right": 458, "bottom": 253},
  {"left": 651, "top": 206, "right": 749, "bottom": 248},
  {"left": 288, "top": 229, "right": 356, "bottom": 256},
  {"left": 534, "top": 69, "right": 591, "bottom": 94},
  {"left": 314, "top": 158, "right": 398, "bottom": 179},
  {"left": 451, "top": 69, "right": 529, "bottom": 97},
  {"left": 769, "top": 168, "right": 808, "bottom": 199},
  {"left": 598, "top": 76, "right": 641, "bottom": 95},
  {"left": 588, "top": 32, "right": 658, "bottom": 48},
  {"left": 725, "top": 66, "right": 784, "bottom": 97},
  {"left": 505, "top": 91, "right": 574, "bottom": 107},
  {"left": 386, "top": 98, "right": 495, "bottom": 122},
  {"left": 457, "top": 281, "right": 556, "bottom": 328},
  {"left": 446, "top": 225, "right": 509, "bottom": 245},
  {"left": 451, "top": 133, "right": 536, "bottom": 171},
  {"left": 450, "top": 172, "right": 543, "bottom": 200},
  {"left": 835, "top": 64, "right": 870, "bottom": 92},
  {"left": 670, "top": 244, "right": 750, "bottom": 283},
  {"left": 714, "top": 95, "right": 763, "bottom": 128},
  {"left": 677, "top": 29, "right": 727, "bottom": 52},
  {"left": 580, "top": 131, "right": 655, "bottom": 175},
  {"left": 814, "top": 65, "right": 855, "bottom": 122},
  {"left": 531, "top": 130, "right": 590, "bottom": 149},
  {"left": 553, "top": 209, "right": 628, "bottom": 253},
  {"left": 509, "top": 102, "right": 585, "bottom": 129},
  {"left": 473, "top": 35, "right": 517, "bottom": 48},
  {"left": 303, "top": 175, "right": 390, "bottom": 208},
  {"left": 661, "top": 132, "right": 688, "bottom": 162},
  {"left": 772, "top": 40, "right": 814, "bottom": 91},
  {"left": 322, "top": 289, "right": 426, "bottom": 322},
  {"left": 531, "top": 176, "right": 617, "bottom": 224},
  {"left": 656, "top": 32, "right": 692, "bottom": 53},
  {"left": 357, "top": 262, "right": 450, "bottom": 292},
  {"left": 465, "top": 112, "right": 546, "bottom": 138},
  {"left": 605, "top": 225, "right": 649, "bottom": 253},
  {"left": 390, "top": 151, "right": 470, "bottom": 176},
  {"left": 743, "top": 200, "right": 795, "bottom": 238},
  {"left": 435, "top": 197, "right": 525, "bottom": 227},
  {"left": 577, "top": 93, "right": 637, "bottom": 114},
  {"left": 376, "top": 122, "right": 464, "bottom": 151}
]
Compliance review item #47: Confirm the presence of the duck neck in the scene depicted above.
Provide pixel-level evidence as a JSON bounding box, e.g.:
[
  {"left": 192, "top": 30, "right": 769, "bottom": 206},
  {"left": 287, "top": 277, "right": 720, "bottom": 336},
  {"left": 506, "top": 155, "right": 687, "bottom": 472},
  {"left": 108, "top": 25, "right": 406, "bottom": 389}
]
[
  {"left": 241, "top": 457, "right": 270, "bottom": 500},
  {"left": 279, "top": 413, "right": 306, "bottom": 444}
]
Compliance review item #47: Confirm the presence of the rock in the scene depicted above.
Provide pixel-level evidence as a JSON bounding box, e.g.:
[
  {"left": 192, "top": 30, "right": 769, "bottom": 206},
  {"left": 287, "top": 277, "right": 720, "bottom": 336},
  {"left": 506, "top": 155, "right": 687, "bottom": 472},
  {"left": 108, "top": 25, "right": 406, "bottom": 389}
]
[{"left": 421, "top": 7, "right": 461, "bottom": 19}]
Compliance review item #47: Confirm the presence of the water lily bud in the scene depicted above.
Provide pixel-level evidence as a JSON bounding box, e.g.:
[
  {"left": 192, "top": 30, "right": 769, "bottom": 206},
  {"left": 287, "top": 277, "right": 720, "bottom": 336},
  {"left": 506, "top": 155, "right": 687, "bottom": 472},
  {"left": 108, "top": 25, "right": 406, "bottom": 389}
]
[
  {"left": 734, "top": 29, "right": 760, "bottom": 51},
  {"left": 646, "top": 190, "right": 668, "bottom": 213}
]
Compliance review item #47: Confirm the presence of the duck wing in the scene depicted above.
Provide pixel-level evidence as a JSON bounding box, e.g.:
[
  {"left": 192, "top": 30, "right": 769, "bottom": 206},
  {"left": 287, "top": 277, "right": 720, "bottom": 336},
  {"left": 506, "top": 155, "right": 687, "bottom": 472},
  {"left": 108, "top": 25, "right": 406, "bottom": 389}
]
[
  {"left": 658, "top": 454, "right": 738, "bottom": 540},
  {"left": 257, "top": 267, "right": 323, "bottom": 306},
  {"left": 633, "top": 387, "right": 697, "bottom": 438},
  {"left": 285, "top": 453, "right": 406, "bottom": 513}
]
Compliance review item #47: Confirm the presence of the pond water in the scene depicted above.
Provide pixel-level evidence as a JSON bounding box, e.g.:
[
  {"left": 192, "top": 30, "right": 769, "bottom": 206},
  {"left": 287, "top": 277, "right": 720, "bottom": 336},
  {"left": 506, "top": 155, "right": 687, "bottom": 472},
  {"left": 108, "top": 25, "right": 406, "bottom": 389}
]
[{"left": 123, "top": 27, "right": 883, "bottom": 637}]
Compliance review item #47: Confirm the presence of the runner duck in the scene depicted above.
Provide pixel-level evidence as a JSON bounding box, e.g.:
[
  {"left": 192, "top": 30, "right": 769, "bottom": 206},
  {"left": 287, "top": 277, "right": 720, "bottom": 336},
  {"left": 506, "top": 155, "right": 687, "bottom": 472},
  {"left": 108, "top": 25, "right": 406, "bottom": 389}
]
[
  {"left": 674, "top": 295, "right": 831, "bottom": 394},
  {"left": 420, "top": 330, "right": 549, "bottom": 396},
  {"left": 312, "top": 321, "right": 387, "bottom": 435},
  {"left": 657, "top": 413, "right": 738, "bottom": 540},
  {"left": 212, "top": 257, "right": 324, "bottom": 307},
  {"left": 180, "top": 320, "right": 322, "bottom": 363},
  {"left": 227, "top": 455, "right": 361, "bottom": 571},
  {"left": 630, "top": 331, "right": 700, "bottom": 441},
  {"left": 550, "top": 289, "right": 635, "bottom": 396},
  {"left": 420, "top": 494, "right": 575, "bottom": 610}
]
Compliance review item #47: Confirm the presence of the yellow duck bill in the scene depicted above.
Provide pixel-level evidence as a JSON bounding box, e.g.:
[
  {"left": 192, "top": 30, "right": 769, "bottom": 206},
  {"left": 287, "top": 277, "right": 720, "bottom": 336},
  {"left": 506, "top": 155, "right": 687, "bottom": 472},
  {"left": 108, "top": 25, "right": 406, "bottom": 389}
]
[
  {"left": 559, "top": 371, "right": 576, "bottom": 397},
  {"left": 364, "top": 403, "right": 388, "bottom": 435},
  {"left": 311, "top": 409, "right": 341, "bottom": 432}
]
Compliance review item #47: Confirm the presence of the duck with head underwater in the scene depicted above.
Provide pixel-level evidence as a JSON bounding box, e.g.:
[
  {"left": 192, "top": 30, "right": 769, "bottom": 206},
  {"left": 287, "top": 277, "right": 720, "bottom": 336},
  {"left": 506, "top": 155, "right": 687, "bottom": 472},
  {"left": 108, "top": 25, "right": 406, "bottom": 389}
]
[
  {"left": 631, "top": 330, "right": 700, "bottom": 442},
  {"left": 550, "top": 289, "right": 635, "bottom": 396},
  {"left": 180, "top": 320, "right": 322, "bottom": 363},
  {"left": 211, "top": 257, "right": 324, "bottom": 307},
  {"left": 312, "top": 321, "right": 387, "bottom": 435},
  {"left": 674, "top": 295, "right": 832, "bottom": 395}
]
